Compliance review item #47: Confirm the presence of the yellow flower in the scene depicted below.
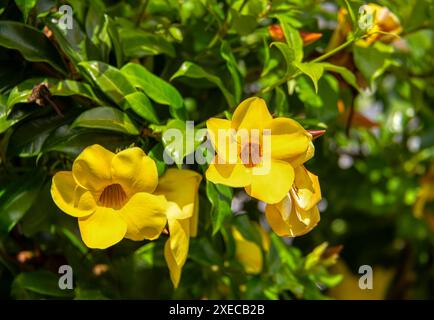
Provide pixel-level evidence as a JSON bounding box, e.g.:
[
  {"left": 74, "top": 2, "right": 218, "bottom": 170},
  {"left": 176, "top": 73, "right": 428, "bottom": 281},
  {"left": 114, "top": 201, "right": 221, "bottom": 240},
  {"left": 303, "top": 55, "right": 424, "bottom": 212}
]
[
  {"left": 327, "top": 3, "right": 401, "bottom": 51},
  {"left": 360, "top": 3, "right": 402, "bottom": 45},
  {"left": 206, "top": 97, "right": 314, "bottom": 204},
  {"left": 233, "top": 224, "right": 270, "bottom": 274},
  {"left": 265, "top": 166, "right": 321, "bottom": 237},
  {"left": 155, "top": 169, "right": 202, "bottom": 288},
  {"left": 51, "top": 144, "right": 168, "bottom": 249}
]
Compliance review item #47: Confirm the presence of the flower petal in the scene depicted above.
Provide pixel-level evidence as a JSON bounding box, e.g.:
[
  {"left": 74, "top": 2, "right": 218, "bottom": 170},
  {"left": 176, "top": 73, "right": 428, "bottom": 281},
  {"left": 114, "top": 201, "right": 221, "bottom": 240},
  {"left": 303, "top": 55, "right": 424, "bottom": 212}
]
[
  {"left": 168, "top": 216, "right": 190, "bottom": 268},
  {"left": 72, "top": 144, "right": 114, "bottom": 192},
  {"left": 269, "top": 118, "right": 311, "bottom": 159},
  {"left": 155, "top": 169, "right": 202, "bottom": 220},
  {"left": 265, "top": 195, "right": 320, "bottom": 237},
  {"left": 206, "top": 162, "right": 252, "bottom": 187},
  {"left": 286, "top": 141, "right": 315, "bottom": 167},
  {"left": 233, "top": 227, "right": 263, "bottom": 274},
  {"left": 231, "top": 97, "right": 272, "bottom": 131},
  {"left": 78, "top": 207, "right": 127, "bottom": 249},
  {"left": 164, "top": 240, "right": 181, "bottom": 288},
  {"left": 245, "top": 159, "right": 294, "bottom": 204},
  {"left": 206, "top": 118, "right": 238, "bottom": 163},
  {"left": 51, "top": 171, "right": 96, "bottom": 217},
  {"left": 119, "top": 192, "right": 167, "bottom": 241},
  {"left": 291, "top": 166, "right": 321, "bottom": 211},
  {"left": 111, "top": 147, "right": 158, "bottom": 196}
]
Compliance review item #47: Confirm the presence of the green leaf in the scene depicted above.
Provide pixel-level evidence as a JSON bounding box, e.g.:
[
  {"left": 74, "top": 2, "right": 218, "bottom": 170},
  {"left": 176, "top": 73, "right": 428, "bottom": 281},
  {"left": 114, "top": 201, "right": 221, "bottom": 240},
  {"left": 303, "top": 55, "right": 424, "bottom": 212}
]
[
  {"left": 271, "top": 41, "right": 297, "bottom": 77},
  {"left": 121, "top": 63, "right": 183, "bottom": 109},
  {"left": 320, "top": 62, "right": 360, "bottom": 91},
  {"left": 107, "top": 16, "right": 124, "bottom": 68},
  {"left": 11, "top": 271, "right": 74, "bottom": 298},
  {"left": 171, "top": 62, "right": 235, "bottom": 108},
  {"left": 72, "top": 106, "right": 140, "bottom": 135},
  {"left": 206, "top": 181, "right": 233, "bottom": 235},
  {"left": 220, "top": 41, "right": 243, "bottom": 103},
  {"left": 161, "top": 119, "right": 195, "bottom": 166},
  {"left": 274, "top": 86, "right": 288, "bottom": 116},
  {"left": 293, "top": 61, "right": 324, "bottom": 93},
  {"left": 45, "top": 18, "right": 88, "bottom": 65},
  {"left": 0, "top": 21, "right": 67, "bottom": 75},
  {"left": 122, "top": 92, "right": 159, "bottom": 124},
  {"left": 148, "top": 143, "right": 167, "bottom": 177},
  {"left": 233, "top": 214, "right": 262, "bottom": 247},
  {"left": 0, "top": 170, "right": 45, "bottom": 238},
  {"left": 85, "top": 3, "right": 111, "bottom": 62},
  {"left": 7, "top": 78, "right": 105, "bottom": 110},
  {"left": 78, "top": 61, "right": 136, "bottom": 106},
  {"left": 230, "top": 9, "right": 257, "bottom": 36},
  {"left": 276, "top": 15, "right": 303, "bottom": 62},
  {"left": 120, "top": 29, "right": 175, "bottom": 58},
  {"left": 7, "top": 111, "right": 76, "bottom": 157},
  {"left": 42, "top": 125, "right": 135, "bottom": 156},
  {"left": 15, "top": 0, "right": 38, "bottom": 21}
]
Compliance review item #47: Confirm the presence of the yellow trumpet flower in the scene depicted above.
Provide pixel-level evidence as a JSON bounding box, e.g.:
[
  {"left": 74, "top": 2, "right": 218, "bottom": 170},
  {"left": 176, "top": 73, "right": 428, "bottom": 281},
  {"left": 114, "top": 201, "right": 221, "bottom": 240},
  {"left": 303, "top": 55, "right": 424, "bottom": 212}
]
[
  {"left": 265, "top": 166, "right": 321, "bottom": 237},
  {"left": 51, "top": 144, "right": 168, "bottom": 249},
  {"left": 156, "top": 169, "right": 202, "bottom": 288},
  {"left": 206, "top": 97, "right": 314, "bottom": 204}
]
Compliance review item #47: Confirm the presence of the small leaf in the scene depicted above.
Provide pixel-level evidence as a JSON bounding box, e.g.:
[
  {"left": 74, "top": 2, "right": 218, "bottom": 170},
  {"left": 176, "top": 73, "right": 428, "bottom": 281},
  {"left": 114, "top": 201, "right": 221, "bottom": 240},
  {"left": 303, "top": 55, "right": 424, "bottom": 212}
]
[
  {"left": 122, "top": 92, "right": 159, "bottom": 124},
  {"left": 276, "top": 15, "right": 303, "bottom": 62},
  {"left": 121, "top": 63, "right": 183, "bottom": 109},
  {"left": 206, "top": 181, "right": 233, "bottom": 235},
  {"left": 72, "top": 107, "right": 139, "bottom": 135},
  {"left": 171, "top": 62, "right": 235, "bottom": 108},
  {"left": 271, "top": 42, "right": 297, "bottom": 77},
  {"left": 293, "top": 61, "right": 324, "bottom": 93},
  {"left": 147, "top": 143, "right": 167, "bottom": 177},
  {"left": 320, "top": 62, "right": 360, "bottom": 91}
]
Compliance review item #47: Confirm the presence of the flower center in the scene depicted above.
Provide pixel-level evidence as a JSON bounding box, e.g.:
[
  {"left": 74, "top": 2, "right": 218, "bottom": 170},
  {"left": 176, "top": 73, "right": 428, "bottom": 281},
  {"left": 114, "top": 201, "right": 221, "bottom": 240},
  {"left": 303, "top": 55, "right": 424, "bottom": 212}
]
[
  {"left": 240, "top": 142, "right": 262, "bottom": 168},
  {"left": 98, "top": 184, "right": 127, "bottom": 209}
]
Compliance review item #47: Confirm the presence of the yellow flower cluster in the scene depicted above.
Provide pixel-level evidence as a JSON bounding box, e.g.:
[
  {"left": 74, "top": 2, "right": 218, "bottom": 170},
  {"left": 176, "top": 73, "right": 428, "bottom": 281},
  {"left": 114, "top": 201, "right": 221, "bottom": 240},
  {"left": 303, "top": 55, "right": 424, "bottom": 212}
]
[
  {"left": 206, "top": 97, "right": 322, "bottom": 237},
  {"left": 51, "top": 145, "right": 201, "bottom": 288}
]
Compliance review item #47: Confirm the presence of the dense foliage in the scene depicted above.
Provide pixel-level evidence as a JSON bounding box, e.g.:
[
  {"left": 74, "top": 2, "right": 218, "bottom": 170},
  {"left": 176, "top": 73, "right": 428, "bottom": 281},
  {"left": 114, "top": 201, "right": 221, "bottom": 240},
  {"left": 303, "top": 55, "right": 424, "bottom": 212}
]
[{"left": 0, "top": 0, "right": 433, "bottom": 299}]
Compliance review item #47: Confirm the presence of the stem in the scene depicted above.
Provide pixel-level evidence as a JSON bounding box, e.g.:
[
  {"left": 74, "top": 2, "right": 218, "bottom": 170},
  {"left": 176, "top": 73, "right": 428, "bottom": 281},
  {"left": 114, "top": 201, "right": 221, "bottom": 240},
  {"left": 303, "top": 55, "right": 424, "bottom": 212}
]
[{"left": 311, "top": 38, "right": 355, "bottom": 63}]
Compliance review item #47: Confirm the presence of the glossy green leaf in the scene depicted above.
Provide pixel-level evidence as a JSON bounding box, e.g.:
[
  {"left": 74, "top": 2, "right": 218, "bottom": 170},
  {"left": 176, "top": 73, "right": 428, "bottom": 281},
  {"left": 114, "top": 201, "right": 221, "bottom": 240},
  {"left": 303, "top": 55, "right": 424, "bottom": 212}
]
[
  {"left": 221, "top": 41, "right": 243, "bottom": 103},
  {"left": 276, "top": 15, "right": 303, "bottom": 62},
  {"left": 78, "top": 61, "right": 136, "bottom": 106},
  {"left": 72, "top": 106, "right": 140, "bottom": 135},
  {"left": 121, "top": 63, "right": 183, "bottom": 109},
  {"left": 0, "top": 170, "right": 45, "bottom": 238},
  {"left": 0, "top": 21, "right": 67, "bottom": 74},
  {"left": 122, "top": 92, "right": 159, "bottom": 124}
]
